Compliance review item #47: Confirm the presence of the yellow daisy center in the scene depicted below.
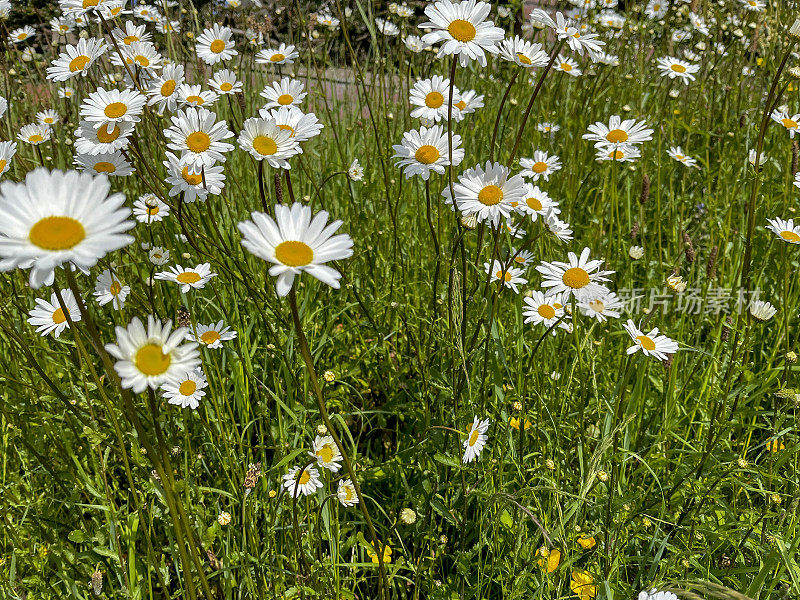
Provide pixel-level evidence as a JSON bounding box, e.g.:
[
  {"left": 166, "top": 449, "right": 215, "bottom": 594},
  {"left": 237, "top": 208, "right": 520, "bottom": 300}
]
[
  {"left": 29, "top": 216, "right": 86, "bottom": 250},
  {"left": 181, "top": 166, "right": 203, "bottom": 185},
  {"left": 110, "top": 281, "right": 122, "bottom": 295},
  {"left": 782, "top": 118, "right": 798, "bottom": 129},
  {"left": 561, "top": 63, "right": 573, "bottom": 71},
  {"left": 537, "top": 304, "right": 556, "bottom": 319},
  {"left": 271, "top": 53, "right": 285, "bottom": 62},
  {"left": 93, "top": 161, "right": 116, "bottom": 173},
  {"left": 200, "top": 330, "right": 221, "bottom": 345},
  {"left": 526, "top": 197, "right": 543, "bottom": 211},
  {"left": 220, "top": 82, "right": 233, "bottom": 91},
  {"left": 104, "top": 102, "right": 128, "bottom": 119},
  {"left": 161, "top": 79, "right": 176, "bottom": 96},
  {"left": 179, "top": 380, "right": 197, "bottom": 395},
  {"left": 210, "top": 39, "right": 226, "bottom": 54},
  {"left": 455, "top": 100, "right": 466, "bottom": 110},
  {"left": 517, "top": 53, "right": 532, "bottom": 65},
  {"left": 317, "top": 444, "right": 334, "bottom": 463},
  {"left": 135, "top": 343, "right": 172, "bottom": 376},
  {"left": 186, "top": 131, "right": 211, "bottom": 153},
  {"left": 780, "top": 230, "right": 800, "bottom": 242},
  {"left": 277, "top": 93, "right": 294, "bottom": 105},
  {"left": 605, "top": 128, "right": 628, "bottom": 143},
  {"left": 468, "top": 429, "right": 480, "bottom": 446},
  {"left": 588, "top": 299, "right": 604, "bottom": 312},
  {"left": 0, "top": 160, "right": 6, "bottom": 172},
  {"left": 176, "top": 271, "right": 202, "bottom": 284},
  {"left": 447, "top": 19, "right": 476, "bottom": 42},
  {"left": 415, "top": 144, "right": 440, "bottom": 164},
  {"left": 670, "top": 63, "right": 686, "bottom": 73},
  {"left": 425, "top": 91, "right": 444, "bottom": 108},
  {"left": 52, "top": 308, "right": 67, "bottom": 324},
  {"left": 532, "top": 161, "right": 548, "bottom": 173},
  {"left": 69, "top": 55, "right": 90, "bottom": 72},
  {"left": 562, "top": 267, "right": 590, "bottom": 289},
  {"left": 275, "top": 240, "right": 314, "bottom": 266},
  {"left": 252, "top": 135, "right": 278, "bottom": 156},
  {"left": 28, "top": 134, "right": 44, "bottom": 143},
  {"left": 478, "top": 184, "right": 503, "bottom": 206},
  {"left": 495, "top": 270, "right": 512, "bottom": 282},
  {"left": 298, "top": 470, "right": 311, "bottom": 485},
  {"left": 185, "top": 95, "right": 204, "bottom": 105},
  {"left": 608, "top": 149, "right": 625, "bottom": 160},
  {"left": 278, "top": 124, "right": 295, "bottom": 136},
  {"left": 146, "top": 204, "right": 159, "bottom": 215},
  {"left": 636, "top": 335, "right": 656, "bottom": 351},
  {"left": 123, "top": 35, "right": 139, "bottom": 44},
  {"left": 134, "top": 55, "right": 150, "bottom": 67}
]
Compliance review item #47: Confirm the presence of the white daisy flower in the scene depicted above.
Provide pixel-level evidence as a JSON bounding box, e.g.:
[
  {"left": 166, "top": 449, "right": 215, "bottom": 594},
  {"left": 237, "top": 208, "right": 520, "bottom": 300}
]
[
  {"left": 498, "top": 36, "right": 548, "bottom": 68},
  {"left": 163, "top": 107, "right": 235, "bottom": 171},
  {"left": 409, "top": 75, "right": 453, "bottom": 122},
  {"left": 28, "top": 289, "right": 81, "bottom": 338},
  {"left": 208, "top": 69, "right": 243, "bottom": 95},
  {"left": 771, "top": 109, "right": 800, "bottom": 137},
  {"left": 74, "top": 120, "right": 134, "bottom": 155},
  {"left": 766, "top": 217, "right": 800, "bottom": 244},
  {"left": 80, "top": 87, "right": 146, "bottom": 128},
  {"left": 238, "top": 202, "right": 354, "bottom": 297},
  {"left": 93, "top": 268, "right": 129, "bottom": 309},
  {"left": 46, "top": 37, "right": 107, "bottom": 81},
  {"left": 309, "top": 435, "right": 342, "bottom": 472},
  {"left": 536, "top": 247, "right": 613, "bottom": 301},
  {"left": 443, "top": 161, "right": 526, "bottom": 227},
  {"left": 283, "top": 465, "right": 323, "bottom": 497},
  {"left": 509, "top": 248, "right": 535, "bottom": 267},
  {"left": 148, "top": 246, "right": 170, "bottom": 265},
  {"left": 462, "top": 416, "right": 489, "bottom": 463},
  {"left": 9, "top": 25, "right": 35, "bottom": 44},
  {"left": 112, "top": 21, "right": 150, "bottom": 45},
  {"left": 237, "top": 117, "right": 301, "bottom": 169},
  {"left": 512, "top": 183, "right": 559, "bottom": 221},
  {"left": 154, "top": 263, "right": 217, "bottom": 292},
  {"left": 261, "top": 77, "right": 307, "bottom": 110},
  {"left": 392, "top": 124, "right": 464, "bottom": 180},
  {"left": 644, "top": 1, "right": 667, "bottom": 19},
  {"left": 163, "top": 152, "right": 226, "bottom": 202},
  {"left": 638, "top": 590, "right": 678, "bottom": 600},
  {"left": 584, "top": 115, "right": 653, "bottom": 149},
  {"left": 554, "top": 13, "right": 605, "bottom": 59},
  {"left": 74, "top": 151, "right": 135, "bottom": 177},
  {"left": 485, "top": 259, "right": 527, "bottom": 293},
  {"left": 187, "top": 320, "right": 237, "bottom": 349},
  {"left": 656, "top": 56, "right": 699, "bottom": 84},
  {"left": 543, "top": 210, "right": 573, "bottom": 243},
  {"left": 0, "top": 141, "right": 17, "bottom": 178},
  {"left": 259, "top": 106, "right": 323, "bottom": 143},
  {"left": 58, "top": 87, "right": 76, "bottom": 99},
  {"left": 750, "top": 300, "right": 777, "bottom": 321},
  {"left": 554, "top": 54, "right": 582, "bottom": 76},
  {"left": 419, "top": 0, "right": 505, "bottom": 67},
  {"left": 256, "top": 43, "right": 299, "bottom": 65},
  {"left": 196, "top": 23, "right": 238, "bottom": 65},
  {"left": 337, "top": 479, "right": 359, "bottom": 507},
  {"left": 18, "top": 123, "right": 51, "bottom": 145},
  {"left": 348, "top": 159, "right": 364, "bottom": 181},
  {"left": 537, "top": 122, "right": 560, "bottom": 134},
  {"left": 105, "top": 315, "right": 201, "bottom": 393},
  {"left": 523, "top": 290, "right": 568, "bottom": 329},
  {"left": 667, "top": 146, "right": 698, "bottom": 168},
  {"left": 36, "top": 110, "right": 60, "bottom": 126},
  {"left": 520, "top": 151, "right": 562, "bottom": 182},
  {"left": 133, "top": 194, "right": 169, "bottom": 223},
  {"left": 177, "top": 84, "right": 219, "bottom": 109},
  {"left": 623, "top": 319, "right": 678, "bottom": 361},
  {"left": 147, "top": 63, "right": 185, "bottom": 113},
  {"left": 595, "top": 143, "right": 641, "bottom": 163},
  {"left": 578, "top": 290, "right": 623, "bottom": 322},
  {"left": 110, "top": 40, "right": 162, "bottom": 71},
  {"left": 161, "top": 368, "right": 207, "bottom": 409}
]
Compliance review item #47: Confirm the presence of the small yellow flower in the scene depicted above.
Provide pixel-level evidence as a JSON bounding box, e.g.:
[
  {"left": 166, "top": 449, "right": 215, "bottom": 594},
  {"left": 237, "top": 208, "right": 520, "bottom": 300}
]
[
  {"left": 536, "top": 546, "right": 561, "bottom": 573},
  {"left": 366, "top": 541, "right": 392, "bottom": 564},
  {"left": 269, "top": 489, "right": 277, "bottom": 498},
  {"left": 509, "top": 416, "right": 532, "bottom": 430},
  {"left": 577, "top": 535, "right": 596, "bottom": 549},
  {"left": 767, "top": 439, "right": 785, "bottom": 453},
  {"left": 570, "top": 570, "right": 597, "bottom": 600}
]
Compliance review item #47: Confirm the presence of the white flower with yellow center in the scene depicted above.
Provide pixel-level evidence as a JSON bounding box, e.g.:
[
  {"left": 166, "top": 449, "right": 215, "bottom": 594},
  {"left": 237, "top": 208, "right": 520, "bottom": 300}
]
[
  {"left": 512, "top": 183, "right": 560, "bottom": 221},
  {"left": 148, "top": 246, "right": 170, "bottom": 265},
  {"left": 238, "top": 117, "right": 301, "bottom": 169},
  {"left": 60, "top": 0, "right": 106, "bottom": 18},
  {"left": 554, "top": 55, "right": 581, "bottom": 76},
  {"left": 740, "top": 0, "right": 765, "bottom": 12},
  {"left": 256, "top": 43, "right": 299, "bottom": 65},
  {"left": 154, "top": 262, "right": 217, "bottom": 292},
  {"left": 260, "top": 106, "right": 324, "bottom": 143},
  {"left": 538, "top": 122, "right": 560, "bottom": 134},
  {"left": 520, "top": 151, "right": 562, "bottom": 182},
  {"left": 667, "top": 146, "right": 698, "bottom": 168},
  {"left": 58, "top": 87, "right": 75, "bottom": 99},
  {"left": 28, "top": 289, "right": 81, "bottom": 338},
  {"left": 485, "top": 259, "right": 527, "bottom": 293},
  {"left": 50, "top": 17, "right": 74, "bottom": 36},
  {"left": 766, "top": 217, "right": 800, "bottom": 244},
  {"left": 348, "top": 159, "right": 364, "bottom": 181},
  {"left": 147, "top": 63, "right": 185, "bottom": 113},
  {"left": 163, "top": 152, "right": 225, "bottom": 202},
  {"left": 187, "top": 320, "right": 237, "bottom": 349},
  {"left": 112, "top": 21, "right": 150, "bottom": 46},
  {"left": 283, "top": 465, "right": 323, "bottom": 497},
  {"left": 644, "top": 0, "right": 666, "bottom": 18},
  {"left": 133, "top": 194, "right": 169, "bottom": 223},
  {"left": 510, "top": 248, "right": 535, "bottom": 267},
  {"left": 195, "top": 23, "right": 237, "bottom": 65},
  {"left": 771, "top": 109, "right": 800, "bottom": 138},
  {"left": 157, "top": 18, "right": 181, "bottom": 34},
  {"left": 309, "top": 435, "right": 342, "bottom": 472},
  {"left": 163, "top": 107, "right": 234, "bottom": 171},
  {"left": 523, "top": 290, "right": 568, "bottom": 329},
  {"left": 462, "top": 416, "right": 489, "bottom": 463},
  {"left": 656, "top": 56, "right": 699, "bottom": 84},
  {"left": 409, "top": 75, "right": 453, "bottom": 122},
  {"left": 132, "top": 4, "right": 159, "bottom": 21},
  {"left": 393, "top": 124, "right": 464, "bottom": 180},
  {"left": 578, "top": 290, "right": 623, "bottom": 322},
  {"left": 36, "top": 110, "right": 60, "bottom": 126},
  {"left": 161, "top": 368, "right": 207, "bottom": 409},
  {"left": 238, "top": 202, "right": 354, "bottom": 297},
  {"left": 452, "top": 88, "right": 484, "bottom": 118},
  {"left": 536, "top": 247, "right": 613, "bottom": 301},
  {"left": 498, "top": 36, "right": 548, "bottom": 68},
  {"left": 584, "top": 115, "right": 653, "bottom": 149},
  {"left": 443, "top": 161, "right": 525, "bottom": 227},
  {"left": 18, "top": 123, "right": 51, "bottom": 145},
  {"left": 209, "top": 69, "right": 243, "bottom": 95},
  {"left": 420, "top": 0, "right": 504, "bottom": 67},
  {"left": 0, "top": 168, "right": 134, "bottom": 288},
  {"left": 74, "top": 119, "right": 134, "bottom": 155},
  {"left": 337, "top": 479, "right": 359, "bottom": 507},
  {"left": 0, "top": 141, "right": 16, "bottom": 178},
  {"left": 543, "top": 210, "right": 573, "bottom": 243},
  {"left": 80, "top": 87, "right": 146, "bottom": 128},
  {"left": 110, "top": 41, "right": 163, "bottom": 72},
  {"left": 261, "top": 77, "right": 307, "bottom": 110},
  {"left": 623, "top": 319, "right": 678, "bottom": 361},
  {"left": 595, "top": 143, "right": 641, "bottom": 163},
  {"left": 46, "top": 37, "right": 107, "bottom": 81},
  {"left": 105, "top": 315, "right": 201, "bottom": 393},
  {"left": 9, "top": 25, "right": 35, "bottom": 44},
  {"left": 74, "top": 151, "right": 135, "bottom": 177},
  {"left": 177, "top": 83, "right": 219, "bottom": 108},
  {"left": 94, "top": 268, "right": 129, "bottom": 309}
]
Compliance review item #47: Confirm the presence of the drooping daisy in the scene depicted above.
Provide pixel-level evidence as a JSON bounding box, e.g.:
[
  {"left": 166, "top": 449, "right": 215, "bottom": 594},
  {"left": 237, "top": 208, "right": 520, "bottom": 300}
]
[
  {"left": 163, "top": 151, "right": 226, "bottom": 202},
  {"left": 337, "top": 479, "right": 359, "bottom": 507},
  {"left": 656, "top": 56, "right": 699, "bottom": 84},
  {"left": 187, "top": 320, "right": 237, "bottom": 349},
  {"left": 148, "top": 246, "right": 170, "bottom": 265},
  {"left": 443, "top": 161, "right": 525, "bottom": 226},
  {"left": 74, "top": 120, "right": 134, "bottom": 155},
  {"left": 419, "top": 0, "right": 504, "bottom": 67},
  {"left": 256, "top": 43, "right": 299, "bottom": 65},
  {"left": 260, "top": 106, "right": 324, "bottom": 143},
  {"left": 667, "top": 146, "right": 698, "bottom": 167},
  {"left": 154, "top": 263, "right": 217, "bottom": 292},
  {"left": 0, "top": 141, "right": 16, "bottom": 178},
  {"left": 283, "top": 465, "right": 323, "bottom": 497},
  {"left": 578, "top": 290, "right": 623, "bottom": 322},
  {"left": 208, "top": 69, "right": 242, "bottom": 95},
  {"left": 536, "top": 247, "right": 613, "bottom": 301},
  {"left": 237, "top": 117, "right": 301, "bottom": 169},
  {"left": 554, "top": 13, "right": 605, "bottom": 58},
  {"left": 543, "top": 210, "right": 573, "bottom": 243},
  {"left": 105, "top": 315, "right": 201, "bottom": 393},
  {"left": 161, "top": 368, "right": 207, "bottom": 409},
  {"left": 554, "top": 54, "right": 582, "bottom": 76},
  {"left": 147, "top": 63, "right": 185, "bottom": 113},
  {"left": 238, "top": 202, "right": 354, "bottom": 297},
  {"left": 392, "top": 125, "right": 464, "bottom": 180},
  {"left": 750, "top": 300, "right": 777, "bottom": 321},
  {"left": 498, "top": 36, "right": 548, "bottom": 68},
  {"left": 0, "top": 168, "right": 134, "bottom": 288},
  {"left": 583, "top": 115, "right": 653, "bottom": 149},
  {"left": 376, "top": 17, "right": 400, "bottom": 36},
  {"left": 46, "top": 37, "right": 107, "bottom": 81},
  {"left": 623, "top": 319, "right": 678, "bottom": 361},
  {"left": 260, "top": 77, "right": 307, "bottom": 110},
  {"left": 133, "top": 194, "right": 169, "bottom": 223},
  {"left": 94, "top": 268, "right": 129, "bottom": 309},
  {"left": 163, "top": 107, "right": 235, "bottom": 171},
  {"left": 771, "top": 109, "right": 800, "bottom": 137},
  {"left": 409, "top": 75, "right": 453, "bottom": 122},
  {"left": 462, "top": 416, "right": 489, "bottom": 463},
  {"left": 309, "top": 435, "right": 342, "bottom": 472},
  {"left": 196, "top": 23, "right": 238, "bottom": 65},
  {"left": 513, "top": 183, "right": 560, "bottom": 221},
  {"left": 9, "top": 25, "right": 35, "bottom": 44},
  {"left": 523, "top": 290, "right": 568, "bottom": 329},
  {"left": 520, "top": 151, "right": 562, "bottom": 182},
  {"left": 595, "top": 143, "right": 641, "bottom": 163},
  {"left": 80, "top": 87, "right": 146, "bottom": 127},
  {"left": 74, "top": 151, "right": 135, "bottom": 177},
  {"left": 766, "top": 217, "right": 800, "bottom": 244},
  {"left": 18, "top": 123, "right": 51, "bottom": 145},
  {"left": 28, "top": 289, "right": 81, "bottom": 338},
  {"left": 485, "top": 259, "right": 527, "bottom": 293}
]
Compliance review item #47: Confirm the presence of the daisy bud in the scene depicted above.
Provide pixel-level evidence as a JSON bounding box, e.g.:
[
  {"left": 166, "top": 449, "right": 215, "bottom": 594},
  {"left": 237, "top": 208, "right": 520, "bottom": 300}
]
[
  {"left": 316, "top": 424, "right": 328, "bottom": 435},
  {"left": 629, "top": 245, "right": 644, "bottom": 260}
]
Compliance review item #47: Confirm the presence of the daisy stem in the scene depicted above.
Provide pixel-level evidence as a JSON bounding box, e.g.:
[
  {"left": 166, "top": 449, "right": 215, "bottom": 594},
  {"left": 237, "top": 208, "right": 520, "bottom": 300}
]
[
  {"left": 285, "top": 169, "right": 296, "bottom": 204},
  {"left": 287, "top": 288, "right": 390, "bottom": 600},
  {"left": 489, "top": 69, "right": 518, "bottom": 163},
  {"left": 96, "top": 11, "right": 145, "bottom": 95},
  {"left": 257, "top": 160, "right": 269, "bottom": 212},
  {"left": 424, "top": 178, "right": 440, "bottom": 313}
]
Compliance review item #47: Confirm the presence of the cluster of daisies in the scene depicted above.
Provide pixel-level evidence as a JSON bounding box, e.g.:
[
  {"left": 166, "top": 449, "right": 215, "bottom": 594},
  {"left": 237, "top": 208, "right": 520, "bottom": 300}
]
[{"left": 282, "top": 432, "right": 359, "bottom": 508}]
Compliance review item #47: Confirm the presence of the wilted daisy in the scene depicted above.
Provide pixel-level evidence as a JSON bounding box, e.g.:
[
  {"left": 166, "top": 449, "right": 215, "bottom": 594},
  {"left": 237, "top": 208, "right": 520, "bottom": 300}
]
[
  {"left": 46, "top": 37, "right": 107, "bottom": 81},
  {"left": 514, "top": 184, "right": 559, "bottom": 221},
  {"left": 766, "top": 217, "right": 800, "bottom": 244},
  {"left": 256, "top": 43, "right": 299, "bottom": 65},
  {"left": 74, "top": 151, "right": 135, "bottom": 177},
  {"left": 94, "top": 269, "right": 129, "bottom": 309},
  {"left": 520, "top": 151, "right": 562, "bottom": 182},
  {"left": 133, "top": 194, "right": 169, "bottom": 223},
  {"left": 163, "top": 151, "right": 226, "bottom": 202},
  {"left": 485, "top": 259, "right": 527, "bottom": 293},
  {"left": 595, "top": 143, "right": 641, "bottom": 163},
  {"left": 584, "top": 115, "right": 653, "bottom": 149},
  {"left": 177, "top": 84, "right": 219, "bottom": 108},
  {"left": 105, "top": 316, "right": 201, "bottom": 393},
  {"left": 187, "top": 321, "right": 237, "bottom": 349},
  {"left": 462, "top": 416, "right": 489, "bottom": 463},
  {"left": 155, "top": 263, "right": 217, "bottom": 292},
  {"left": 163, "top": 107, "right": 234, "bottom": 171},
  {"left": 376, "top": 17, "right": 400, "bottom": 36},
  {"left": 555, "top": 55, "right": 582, "bottom": 76},
  {"left": 28, "top": 289, "right": 81, "bottom": 338},
  {"left": 310, "top": 435, "right": 342, "bottom": 472},
  {"left": 656, "top": 56, "right": 699, "bottom": 84},
  {"left": 0, "top": 168, "right": 134, "bottom": 288},
  {"left": 0, "top": 141, "right": 16, "bottom": 177},
  {"left": 209, "top": 69, "right": 242, "bottom": 95},
  {"left": 147, "top": 63, "right": 185, "bottom": 113},
  {"left": 18, "top": 123, "right": 51, "bottom": 145},
  {"left": 260, "top": 106, "right": 324, "bottom": 143},
  {"left": 419, "top": 0, "right": 504, "bottom": 67},
  {"left": 81, "top": 88, "right": 146, "bottom": 127},
  {"left": 238, "top": 203, "right": 354, "bottom": 296},
  {"left": 196, "top": 24, "right": 237, "bottom": 65},
  {"left": 161, "top": 368, "right": 207, "bottom": 409},
  {"left": 579, "top": 291, "right": 623, "bottom": 322},
  {"left": 261, "top": 77, "right": 307, "bottom": 109},
  {"left": 543, "top": 210, "right": 573, "bottom": 243},
  {"left": 537, "top": 247, "right": 613, "bottom": 301},
  {"left": 238, "top": 117, "right": 301, "bottom": 169},
  {"left": 771, "top": 109, "right": 800, "bottom": 137},
  {"left": 623, "top": 319, "right": 678, "bottom": 361},
  {"left": 750, "top": 300, "right": 777, "bottom": 321},
  {"left": 74, "top": 120, "right": 134, "bottom": 155},
  {"left": 409, "top": 76, "right": 453, "bottom": 122},
  {"left": 337, "top": 479, "right": 359, "bottom": 507},
  {"left": 523, "top": 290, "right": 568, "bottom": 329},
  {"left": 498, "top": 36, "right": 548, "bottom": 68},
  {"left": 283, "top": 465, "right": 323, "bottom": 497},
  {"left": 393, "top": 125, "right": 464, "bottom": 180},
  {"left": 443, "top": 161, "right": 525, "bottom": 226},
  {"left": 667, "top": 146, "right": 698, "bottom": 167}
]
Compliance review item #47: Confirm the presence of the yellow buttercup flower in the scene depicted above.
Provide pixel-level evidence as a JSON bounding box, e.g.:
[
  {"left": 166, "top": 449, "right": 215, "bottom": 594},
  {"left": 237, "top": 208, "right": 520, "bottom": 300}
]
[
  {"left": 536, "top": 546, "right": 561, "bottom": 573},
  {"left": 570, "top": 570, "right": 597, "bottom": 600}
]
